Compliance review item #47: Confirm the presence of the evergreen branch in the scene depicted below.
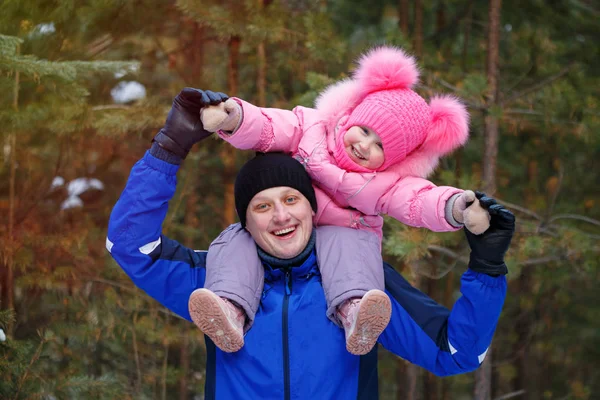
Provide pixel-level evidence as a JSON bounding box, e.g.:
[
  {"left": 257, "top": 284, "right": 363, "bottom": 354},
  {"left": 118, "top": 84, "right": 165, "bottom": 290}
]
[
  {"left": 13, "top": 337, "right": 46, "bottom": 400},
  {"left": 0, "top": 55, "right": 77, "bottom": 80},
  {"left": 0, "top": 35, "right": 23, "bottom": 56},
  {"left": 548, "top": 214, "right": 600, "bottom": 228},
  {"left": 500, "top": 63, "right": 577, "bottom": 106},
  {"left": 61, "top": 61, "right": 139, "bottom": 75}
]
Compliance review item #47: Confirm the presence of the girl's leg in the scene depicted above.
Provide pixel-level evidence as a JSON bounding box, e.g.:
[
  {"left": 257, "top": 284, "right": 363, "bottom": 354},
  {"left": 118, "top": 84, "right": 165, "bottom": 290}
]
[
  {"left": 188, "top": 223, "right": 263, "bottom": 352},
  {"left": 316, "top": 225, "right": 391, "bottom": 355}
]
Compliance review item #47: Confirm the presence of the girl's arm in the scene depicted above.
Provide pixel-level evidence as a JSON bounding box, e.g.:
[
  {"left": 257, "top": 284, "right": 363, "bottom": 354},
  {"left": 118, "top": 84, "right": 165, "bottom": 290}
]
[
  {"left": 376, "top": 176, "right": 463, "bottom": 232},
  {"left": 106, "top": 149, "right": 207, "bottom": 321},
  {"left": 215, "top": 98, "right": 309, "bottom": 153}
]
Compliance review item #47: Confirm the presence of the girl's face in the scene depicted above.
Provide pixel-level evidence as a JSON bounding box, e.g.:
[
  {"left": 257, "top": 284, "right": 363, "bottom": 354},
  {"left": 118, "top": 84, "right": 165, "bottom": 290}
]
[{"left": 343, "top": 126, "right": 385, "bottom": 170}]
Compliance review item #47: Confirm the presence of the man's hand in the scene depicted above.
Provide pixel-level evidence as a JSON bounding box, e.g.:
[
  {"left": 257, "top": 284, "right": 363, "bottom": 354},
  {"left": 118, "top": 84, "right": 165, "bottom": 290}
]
[
  {"left": 465, "top": 192, "right": 516, "bottom": 276},
  {"left": 153, "top": 88, "right": 229, "bottom": 158},
  {"left": 201, "top": 99, "right": 242, "bottom": 133}
]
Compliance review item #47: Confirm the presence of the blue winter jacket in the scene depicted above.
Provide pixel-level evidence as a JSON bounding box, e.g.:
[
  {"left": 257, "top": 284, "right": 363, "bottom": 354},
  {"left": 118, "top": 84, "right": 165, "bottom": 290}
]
[{"left": 106, "top": 151, "right": 507, "bottom": 400}]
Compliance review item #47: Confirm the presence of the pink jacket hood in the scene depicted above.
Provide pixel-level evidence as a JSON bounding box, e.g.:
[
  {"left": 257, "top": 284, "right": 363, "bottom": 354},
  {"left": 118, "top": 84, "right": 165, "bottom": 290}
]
[{"left": 315, "top": 46, "right": 469, "bottom": 179}]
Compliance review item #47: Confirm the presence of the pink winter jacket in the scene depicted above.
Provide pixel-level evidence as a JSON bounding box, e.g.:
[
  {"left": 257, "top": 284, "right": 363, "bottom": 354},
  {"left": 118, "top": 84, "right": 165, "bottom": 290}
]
[{"left": 218, "top": 98, "right": 462, "bottom": 240}]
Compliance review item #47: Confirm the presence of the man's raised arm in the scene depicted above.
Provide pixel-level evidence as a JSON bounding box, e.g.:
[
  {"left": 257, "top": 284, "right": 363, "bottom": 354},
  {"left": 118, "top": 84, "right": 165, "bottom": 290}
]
[
  {"left": 379, "top": 194, "right": 515, "bottom": 376},
  {"left": 106, "top": 88, "right": 228, "bottom": 320}
]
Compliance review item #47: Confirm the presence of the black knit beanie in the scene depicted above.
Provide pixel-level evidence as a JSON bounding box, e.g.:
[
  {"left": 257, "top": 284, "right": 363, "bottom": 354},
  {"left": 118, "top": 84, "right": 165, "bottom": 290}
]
[{"left": 234, "top": 153, "right": 317, "bottom": 227}]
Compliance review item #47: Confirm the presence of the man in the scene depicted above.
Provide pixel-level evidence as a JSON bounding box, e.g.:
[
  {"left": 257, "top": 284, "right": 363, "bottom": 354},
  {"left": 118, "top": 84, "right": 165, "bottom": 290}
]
[{"left": 107, "top": 89, "right": 515, "bottom": 399}]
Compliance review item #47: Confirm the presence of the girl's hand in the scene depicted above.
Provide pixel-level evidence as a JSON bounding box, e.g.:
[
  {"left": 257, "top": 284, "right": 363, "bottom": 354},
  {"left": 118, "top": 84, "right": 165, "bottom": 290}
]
[
  {"left": 453, "top": 190, "right": 491, "bottom": 235},
  {"left": 201, "top": 99, "right": 242, "bottom": 133}
]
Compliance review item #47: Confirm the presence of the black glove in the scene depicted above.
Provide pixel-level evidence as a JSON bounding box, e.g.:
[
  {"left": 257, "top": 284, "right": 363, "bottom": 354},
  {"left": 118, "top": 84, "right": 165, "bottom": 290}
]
[
  {"left": 153, "top": 88, "right": 229, "bottom": 159},
  {"left": 465, "top": 191, "right": 516, "bottom": 276}
]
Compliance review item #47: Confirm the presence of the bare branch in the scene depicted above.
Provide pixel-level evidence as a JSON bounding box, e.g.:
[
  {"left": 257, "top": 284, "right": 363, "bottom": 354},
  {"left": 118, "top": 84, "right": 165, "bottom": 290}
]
[
  {"left": 500, "top": 63, "right": 577, "bottom": 106},
  {"left": 548, "top": 214, "right": 600, "bottom": 228},
  {"left": 493, "top": 390, "right": 526, "bottom": 400},
  {"left": 421, "top": 79, "right": 485, "bottom": 111},
  {"left": 496, "top": 200, "right": 542, "bottom": 221},
  {"left": 502, "top": 64, "right": 534, "bottom": 94},
  {"left": 519, "top": 255, "right": 565, "bottom": 266},
  {"left": 504, "top": 108, "right": 543, "bottom": 115},
  {"left": 427, "top": 245, "right": 469, "bottom": 261},
  {"left": 152, "top": 36, "right": 189, "bottom": 82},
  {"left": 91, "top": 278, "right": 138, "bottom": 293},
  {"left": 503, "top": 110, "right": 581, "bottom": 126},
  {"left": 92, "top": 104, "right": 131, "bottom": 111}
]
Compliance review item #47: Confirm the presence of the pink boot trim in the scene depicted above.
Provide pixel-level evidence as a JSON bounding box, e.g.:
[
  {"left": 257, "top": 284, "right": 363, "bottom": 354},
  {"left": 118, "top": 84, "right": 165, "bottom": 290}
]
[{"left": 188, "top": 288, "right": 246, "bottom": 353}]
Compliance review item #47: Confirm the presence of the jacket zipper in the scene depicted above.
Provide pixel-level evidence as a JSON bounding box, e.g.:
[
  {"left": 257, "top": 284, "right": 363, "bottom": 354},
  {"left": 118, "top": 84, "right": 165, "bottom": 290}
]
[{"left": 282, "top": 268, "right": 292, "bottom": 400}]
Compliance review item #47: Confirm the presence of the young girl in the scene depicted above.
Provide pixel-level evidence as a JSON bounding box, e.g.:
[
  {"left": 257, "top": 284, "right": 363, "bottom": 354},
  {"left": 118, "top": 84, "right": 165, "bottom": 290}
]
[{"left": 189, "top": 46, "right": 489, "bottom": 355}]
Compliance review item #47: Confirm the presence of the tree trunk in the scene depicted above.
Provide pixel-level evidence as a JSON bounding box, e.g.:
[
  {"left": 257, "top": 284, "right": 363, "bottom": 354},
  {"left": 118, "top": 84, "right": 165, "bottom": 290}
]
[
  {"left": 179, "top": 333, "right": 190, "bottom": 400},
  {"left": 257, "top": 0, "right": 267, "bottom": 107},
  {"left": 511, "top": 271, "right": 532, "bottom": 398},
  {"left": 184, "top": 22, "right": 205, "bottom": 86},
  {"left": 413, "top": 0, "right": 423, "bottom": 58},
  {"left": 178, "top": 186, "right": 199, "bottom": 400},
  {"left": 423, "top": 272, "right": 439, "bottom": 400},
  {"left": 482, "top": 0, "right": 502, "bottom": 195},
  {"left": 461, "top": 1, "right": 474, "bottom": 71},
  {"left": 227, "top": 36, "right": 240, "bottom": 97},
  {"left": 220, "top": 36, "right": 241, "bottom": 227},
  {"left": 423, "top": 370, "right": 438, "bottom": 400},
  {"left": 405, "top": 348, "right": 420, "bottom": 400},
  {"left": 478, "top": 0, "right": 501, "bottom": 365},
  {"left": 474, "top": 353, "right": 493, "bottom": 400},
  {"left": 395, "top": 359, "right": 406, "bottom": 400},
  {"left": 434, "top": 2, "right": 446, "bottom": 49},
  {"left": 398, "top": 0, "right": 410, "bottom": 37},
  {"left": 441, "top": 269, "right": 455, "bottom": 400},
  {"left": 257, "top": 42, "right": 266, "bottom": 107},
  {"left": 2, "top": 47, "right": 19, "bottom": 332},
  {"left": 403, "top": 265, "right": 421, "bottom": 400}
]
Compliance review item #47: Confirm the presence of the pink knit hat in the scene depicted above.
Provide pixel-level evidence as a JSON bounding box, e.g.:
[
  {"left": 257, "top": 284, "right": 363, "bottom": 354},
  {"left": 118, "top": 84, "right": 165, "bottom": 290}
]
[{"left": 332, "top": 47, "right": 469, "bottom": 173}]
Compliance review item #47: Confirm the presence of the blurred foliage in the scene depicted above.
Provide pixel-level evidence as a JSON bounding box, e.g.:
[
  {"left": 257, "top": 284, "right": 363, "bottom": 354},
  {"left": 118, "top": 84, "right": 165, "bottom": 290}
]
[{"left": 0, "top": 0, "right": 598, "bottom": 398}]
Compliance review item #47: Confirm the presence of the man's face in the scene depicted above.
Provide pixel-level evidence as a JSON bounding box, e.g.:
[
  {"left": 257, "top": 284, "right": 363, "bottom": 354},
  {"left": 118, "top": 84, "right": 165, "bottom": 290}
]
[{"left": 245, "top": 186, "right": 315, "bottom": 259}]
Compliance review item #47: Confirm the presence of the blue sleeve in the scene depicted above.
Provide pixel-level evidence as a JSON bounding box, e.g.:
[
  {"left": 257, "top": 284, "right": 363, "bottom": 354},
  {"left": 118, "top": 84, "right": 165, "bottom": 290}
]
[
  {"left": 106, "top": 151, "right": 206, "bottom": 321},
  {"left": 378, "top": 263, "right": 507, "bottom": 376}
]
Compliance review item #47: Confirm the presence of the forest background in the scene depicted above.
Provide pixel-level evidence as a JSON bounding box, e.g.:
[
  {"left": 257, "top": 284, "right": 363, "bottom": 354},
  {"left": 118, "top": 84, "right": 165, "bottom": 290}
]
[{"left": 0, "top": 0, "right": 598, "bottom": 399}]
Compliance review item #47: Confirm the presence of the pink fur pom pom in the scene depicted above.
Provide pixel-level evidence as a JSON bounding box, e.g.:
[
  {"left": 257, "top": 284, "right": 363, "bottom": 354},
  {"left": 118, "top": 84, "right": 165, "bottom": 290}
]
[
  {"left": 424, "top": 95, "right": 470, "bottom": 155},
  {"left": 354, "top": 46, "right": 419, "bottom": 94}
]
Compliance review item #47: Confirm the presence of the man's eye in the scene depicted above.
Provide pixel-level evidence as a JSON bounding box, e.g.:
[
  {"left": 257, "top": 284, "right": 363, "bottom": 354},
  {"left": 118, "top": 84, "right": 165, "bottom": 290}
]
[
  {"left": 285, "top": 196, "right": 298, "bottom": 204},
  {"left": 255, "top": 204, "right": 269, "bottom": 210}
]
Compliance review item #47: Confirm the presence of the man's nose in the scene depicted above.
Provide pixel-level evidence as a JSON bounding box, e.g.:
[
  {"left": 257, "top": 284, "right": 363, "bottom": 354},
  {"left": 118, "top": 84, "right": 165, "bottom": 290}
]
[{"left": 272, "top": 203, "right": 291, "bottom": 222}]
